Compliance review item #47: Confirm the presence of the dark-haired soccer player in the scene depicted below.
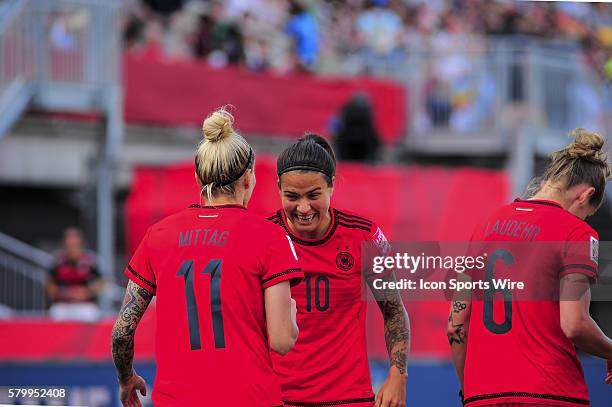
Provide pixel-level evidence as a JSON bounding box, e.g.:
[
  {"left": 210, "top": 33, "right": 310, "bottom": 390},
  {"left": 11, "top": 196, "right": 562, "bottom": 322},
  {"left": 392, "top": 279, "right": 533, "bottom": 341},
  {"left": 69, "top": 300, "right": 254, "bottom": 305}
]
[
  {"left": 448, "top": 129, "right": 612, "bottom": 407},
  {"left": 111, "top": 109, "right": 303, "bottom": 407},
  {"left": 268, "top": 133, "right": 410, "bottom": 407}
]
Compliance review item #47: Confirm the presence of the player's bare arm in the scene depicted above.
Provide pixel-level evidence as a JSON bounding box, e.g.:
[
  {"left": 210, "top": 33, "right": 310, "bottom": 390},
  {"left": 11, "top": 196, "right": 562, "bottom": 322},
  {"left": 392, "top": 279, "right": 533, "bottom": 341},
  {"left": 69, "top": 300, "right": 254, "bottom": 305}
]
[
  {"left": 448, "top": 300, "right": 469, "bottom": 346},
  {"left": 447, "top": 272, "right": 472, "bottom": 390},
  {"left": 560, "top": 274, "right": 612, "bottom": 375},
  {"left": 112, "top": 281, "right": 152, "bottom": 406},
  {"left": 368, "top": 273, "right": 410, "bottom": 407},
  {"left": 112, "top": 281, "right": 153, "bottom": 380}
]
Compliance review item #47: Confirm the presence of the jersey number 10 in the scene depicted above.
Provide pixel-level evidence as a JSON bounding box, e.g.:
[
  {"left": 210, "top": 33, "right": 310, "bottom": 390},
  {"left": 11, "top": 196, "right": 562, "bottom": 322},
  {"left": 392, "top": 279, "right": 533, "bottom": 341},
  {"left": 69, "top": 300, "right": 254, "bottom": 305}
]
[
  {"left": 305, "top": 275, "right": 330, "bottom": 312},
  {"left": 177, "top": 259, "right": 225, "bottom": 350}
]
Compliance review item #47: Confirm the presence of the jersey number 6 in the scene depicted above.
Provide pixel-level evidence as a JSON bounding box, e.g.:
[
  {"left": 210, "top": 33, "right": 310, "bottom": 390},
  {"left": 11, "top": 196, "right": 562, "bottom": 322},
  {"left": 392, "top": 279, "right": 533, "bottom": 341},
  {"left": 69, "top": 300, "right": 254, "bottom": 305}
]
[
  {"left": 483, "top": 249, "right": 514, "bottom": 335},
  {"left": 177, "top": 259, "right": 225, "bottom": 350}
]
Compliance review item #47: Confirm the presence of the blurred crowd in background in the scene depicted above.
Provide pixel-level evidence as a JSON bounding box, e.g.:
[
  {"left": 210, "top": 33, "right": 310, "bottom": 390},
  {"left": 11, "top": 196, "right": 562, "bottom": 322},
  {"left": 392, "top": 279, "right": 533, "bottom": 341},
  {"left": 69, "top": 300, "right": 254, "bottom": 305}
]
[{"left": 122, "top": 0, "right": 612, "bottom": 79}]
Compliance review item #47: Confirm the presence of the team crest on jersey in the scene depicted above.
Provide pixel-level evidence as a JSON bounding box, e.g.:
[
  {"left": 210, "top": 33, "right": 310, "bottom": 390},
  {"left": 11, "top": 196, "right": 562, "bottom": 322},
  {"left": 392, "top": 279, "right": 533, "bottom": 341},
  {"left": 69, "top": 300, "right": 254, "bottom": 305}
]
[
  {"left": 336, "top": 251, "right": 354, "bottom": 271},
  {"left": 590, "top": 236, "right": 598, "bottom": 265}
]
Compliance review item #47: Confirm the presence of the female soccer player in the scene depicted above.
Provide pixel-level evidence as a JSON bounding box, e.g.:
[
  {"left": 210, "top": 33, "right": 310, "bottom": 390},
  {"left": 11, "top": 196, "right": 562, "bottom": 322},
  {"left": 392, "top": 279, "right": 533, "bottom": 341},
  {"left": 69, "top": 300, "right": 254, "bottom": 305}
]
[
  {"left": 448, "top": 129, "right": 612, "bottom": 407},
  {"left": 267, "top": 134, "right": 410, "bottom": 407},
  {"left": 111, "top": 108, "right": 303, "bottom": 407}
]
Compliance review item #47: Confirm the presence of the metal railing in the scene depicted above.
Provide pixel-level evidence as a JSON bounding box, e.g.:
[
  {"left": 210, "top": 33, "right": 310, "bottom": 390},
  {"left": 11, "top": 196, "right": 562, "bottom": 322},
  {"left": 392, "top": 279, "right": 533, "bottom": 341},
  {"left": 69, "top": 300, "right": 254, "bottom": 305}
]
[
  {"left": 0, "top": 0, "right": 34, "bottom": 138},
  {"left": 30, "top": 0, "right": 123, "bottom": 110},
  {"left": 0, "top": 231, "right": 126, "bottom": 316},
  {"left": 358, "top": 37, "right": 611, "bottom": 154},
  {"left": 0, "top": 232, "right": 54, "bottom": 315},
  {"left": 343, "top": 36, "right": 611, "bottom": 196},
  {"left": 0, "top": 1, "right": 124, "bottom": 315},
  {"left": 0, "top": 0, "right": 123, "bottom": 128}
]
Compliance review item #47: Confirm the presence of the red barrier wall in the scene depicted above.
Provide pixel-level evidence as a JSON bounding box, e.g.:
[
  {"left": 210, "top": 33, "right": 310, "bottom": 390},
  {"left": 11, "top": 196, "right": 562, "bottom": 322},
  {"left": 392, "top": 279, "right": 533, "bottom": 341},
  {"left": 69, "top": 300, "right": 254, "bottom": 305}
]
[
  {"left": 124, "top": 156, "right": 510, "bottom": 359},
  {"left": 124, "top": 55, "right": 406, "bottom": 144},
  {"left": 0, "top": 159, "right": 508, "bottom": 361}
]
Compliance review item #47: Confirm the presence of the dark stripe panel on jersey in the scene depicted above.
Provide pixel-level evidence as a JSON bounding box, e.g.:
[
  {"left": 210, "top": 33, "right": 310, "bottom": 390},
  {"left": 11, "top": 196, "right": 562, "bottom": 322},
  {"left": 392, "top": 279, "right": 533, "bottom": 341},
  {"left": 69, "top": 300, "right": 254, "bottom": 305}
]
[
  {"left": 266, "top": 212, "right": 282, "bottom": 221},
  {"left": 334, "top": 210, "right": 372, "bottom": 225},
  {"left": 127, "top": 264, "right": 156, "bottom": 289},
  {"left": 278, "top": 216, "right": 340, "bottom": 246},
  {"left": 513, "top": 199, "right": 563, "bottom": 209},
  {"left": 189, "top": 203, "right": 246, "bottom": 210},
  {"left": 336, "top": 215, "right": 372, "bottom": 227},
  {"left": 337, "top": 222, "right": 371, "bottom": 232},
  {"left": 284, "top": 396, "right": 375, "bottom": 406},
  {"left": 560, "top": 264, "right": 597, "bottom": 275},
  {"left": 262, "top": 268, "right": 303, "bottom": 284},
  {"left": 464, "top": 392, "right": 590, "bottom": 406}
]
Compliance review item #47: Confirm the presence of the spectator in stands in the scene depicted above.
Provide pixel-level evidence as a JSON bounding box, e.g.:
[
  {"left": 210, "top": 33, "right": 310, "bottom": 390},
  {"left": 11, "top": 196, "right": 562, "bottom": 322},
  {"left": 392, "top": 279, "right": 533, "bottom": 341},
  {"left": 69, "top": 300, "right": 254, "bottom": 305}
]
[
  {"left": 124, "top": 0, "right": 612, "bottom": 79},
  {"left": 46, "top": 228, "right": 104, "bottom": 322},
  {"left": 333, "top": 93, "right": 381, "bottom": 162},
  {"left": 142, "top": 0, "right": 184, "bottom": 17},
  {"left": 286, "top": 0, "right": 320, "bottom": 71},
  {"left": 193, "top": 1, "right": 245, "bottom": 68},
  {"left": 355, "top": 0, "right": 404, "bottom": 74}
]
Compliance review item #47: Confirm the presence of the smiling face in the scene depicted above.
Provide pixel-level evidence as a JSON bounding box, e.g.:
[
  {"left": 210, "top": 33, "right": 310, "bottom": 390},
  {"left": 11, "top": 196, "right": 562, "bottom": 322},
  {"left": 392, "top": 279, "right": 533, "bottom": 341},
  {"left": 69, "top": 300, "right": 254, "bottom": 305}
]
[{"left": 279, "top": 171, "right": 334, "bottom": 239}]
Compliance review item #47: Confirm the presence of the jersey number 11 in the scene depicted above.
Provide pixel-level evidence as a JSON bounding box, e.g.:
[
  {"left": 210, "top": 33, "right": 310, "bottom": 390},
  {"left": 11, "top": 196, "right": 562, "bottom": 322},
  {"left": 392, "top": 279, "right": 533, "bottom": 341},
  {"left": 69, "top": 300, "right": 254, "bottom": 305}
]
[{"left": 177, "top": 259, "right": 225, "bottom": 350}]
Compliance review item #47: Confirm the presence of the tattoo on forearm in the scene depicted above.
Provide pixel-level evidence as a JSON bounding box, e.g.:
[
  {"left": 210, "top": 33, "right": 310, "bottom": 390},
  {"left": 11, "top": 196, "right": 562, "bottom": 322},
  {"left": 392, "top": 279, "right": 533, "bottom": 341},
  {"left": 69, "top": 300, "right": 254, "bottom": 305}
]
[
  {"left": 447, "top": 312, "right": 467, "bottom": 346},
  {"left": 453, "top": 301, "right": 466, "bottom": 313},
  {"left": 112, "top": 281, "right": 153, "bottom": 382},
  {"left": 369, "top": 275, "right": 410, "bottom": 375}
]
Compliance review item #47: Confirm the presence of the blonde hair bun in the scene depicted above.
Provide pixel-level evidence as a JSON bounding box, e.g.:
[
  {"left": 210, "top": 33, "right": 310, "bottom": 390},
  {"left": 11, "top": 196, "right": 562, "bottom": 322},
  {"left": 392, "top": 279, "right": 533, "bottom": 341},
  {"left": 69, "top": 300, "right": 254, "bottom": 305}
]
[
  {"left": 202, "top": 108, "right": 234, "bottom": 142},
  {"left": 566, "top": 128, "right": 605, "bottom": 161}
]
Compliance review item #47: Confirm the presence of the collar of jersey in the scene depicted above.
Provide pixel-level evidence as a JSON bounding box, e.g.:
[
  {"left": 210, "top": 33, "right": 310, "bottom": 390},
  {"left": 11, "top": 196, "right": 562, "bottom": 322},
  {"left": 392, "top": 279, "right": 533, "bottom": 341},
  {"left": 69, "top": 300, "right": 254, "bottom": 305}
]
[
  {"left": 513, "top": 198, "right": 563, "bottom": 209},
  {"left": 189, "top": 204, "right": 246, "bottom": 210},
  {"left": 279, "top": 207, "right": 338, "bottom": 246}
]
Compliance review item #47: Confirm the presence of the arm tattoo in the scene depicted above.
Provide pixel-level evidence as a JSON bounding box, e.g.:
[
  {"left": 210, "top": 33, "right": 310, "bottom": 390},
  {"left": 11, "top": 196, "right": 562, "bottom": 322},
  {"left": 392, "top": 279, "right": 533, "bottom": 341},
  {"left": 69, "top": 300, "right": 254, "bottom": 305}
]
[
  {"left": 112, "top": 281, "right": 153, "bottom": 382},
  {"left": 453, "top": 300, "right": 467, "bottom": 313},
  {"left": 447, "top": 308, "right": 467, "bottom": 346},
  {"left": 368, "top": 273, "right": 410, "bottom": 375}
]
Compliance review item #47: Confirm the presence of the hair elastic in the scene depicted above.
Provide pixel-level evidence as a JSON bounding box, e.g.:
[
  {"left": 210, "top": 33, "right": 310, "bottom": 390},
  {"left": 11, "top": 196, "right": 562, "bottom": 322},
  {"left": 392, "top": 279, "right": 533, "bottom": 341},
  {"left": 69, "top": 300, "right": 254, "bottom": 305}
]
[
  {"left": 218, "top": 147, "right": 253, "bottom": 186},
  {"left": 195, "top": 148, "right": 253, "bottom": 187}
]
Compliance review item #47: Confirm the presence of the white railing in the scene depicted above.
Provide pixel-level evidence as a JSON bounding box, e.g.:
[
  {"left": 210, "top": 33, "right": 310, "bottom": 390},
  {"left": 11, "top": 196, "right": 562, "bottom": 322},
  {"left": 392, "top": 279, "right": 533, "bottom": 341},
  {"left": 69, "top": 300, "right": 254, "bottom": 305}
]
[
  {"left": 0, "top": 0, "right": 34, "bottom": 138},
  {"left": 0, "top": 231, "right": 54, "bottom": 315},
  {"left": 0, "top": 1, "right": 124, "bottom": 314},
  {"left": 363, "top": 37, "right": 611, "bottom": 152}
]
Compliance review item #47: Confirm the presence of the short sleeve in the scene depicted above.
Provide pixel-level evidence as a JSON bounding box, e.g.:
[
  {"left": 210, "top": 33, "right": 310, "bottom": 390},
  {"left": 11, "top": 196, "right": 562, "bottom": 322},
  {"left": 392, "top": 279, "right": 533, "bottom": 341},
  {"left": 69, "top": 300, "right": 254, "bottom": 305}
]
[
  {"left": 560, "top": 226, "right": 598, "bottom": 282},
  {"left": 364, "top": 223, "right": 393, "bottom": 280},
  {"left": 369, "top": 223, "right": 392, "bottom": 256},
  {"left": 261, "top": 230, "right": 303, "bottom": 289},
  {"left": 124, "top": 227, "right": 157, "bottom": 295}
]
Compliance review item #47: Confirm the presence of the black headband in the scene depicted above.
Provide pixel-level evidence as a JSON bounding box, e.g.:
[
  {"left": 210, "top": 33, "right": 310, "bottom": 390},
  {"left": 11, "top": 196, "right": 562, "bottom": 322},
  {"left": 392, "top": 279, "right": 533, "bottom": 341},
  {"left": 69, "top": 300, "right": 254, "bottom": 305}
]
[
  {"left": 195, "top": 147, "right": 253, "bottom": 187},
  {"left": 277, "top": 164, "right": 332, "bottom": 178}
]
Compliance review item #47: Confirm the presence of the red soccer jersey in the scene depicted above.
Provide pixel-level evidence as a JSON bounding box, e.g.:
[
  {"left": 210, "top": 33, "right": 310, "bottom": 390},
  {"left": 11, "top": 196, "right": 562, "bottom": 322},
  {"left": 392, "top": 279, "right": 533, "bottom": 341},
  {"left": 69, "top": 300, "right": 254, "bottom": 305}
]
[
  {"left": 463, "top": 199, "right": 599, "bottom": 407},
  {"left": 125, "top": 204, "right": 303, "bottom": 407},
  {"left": 267, "top": 207, "right": 390, "bottom": 407}
]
